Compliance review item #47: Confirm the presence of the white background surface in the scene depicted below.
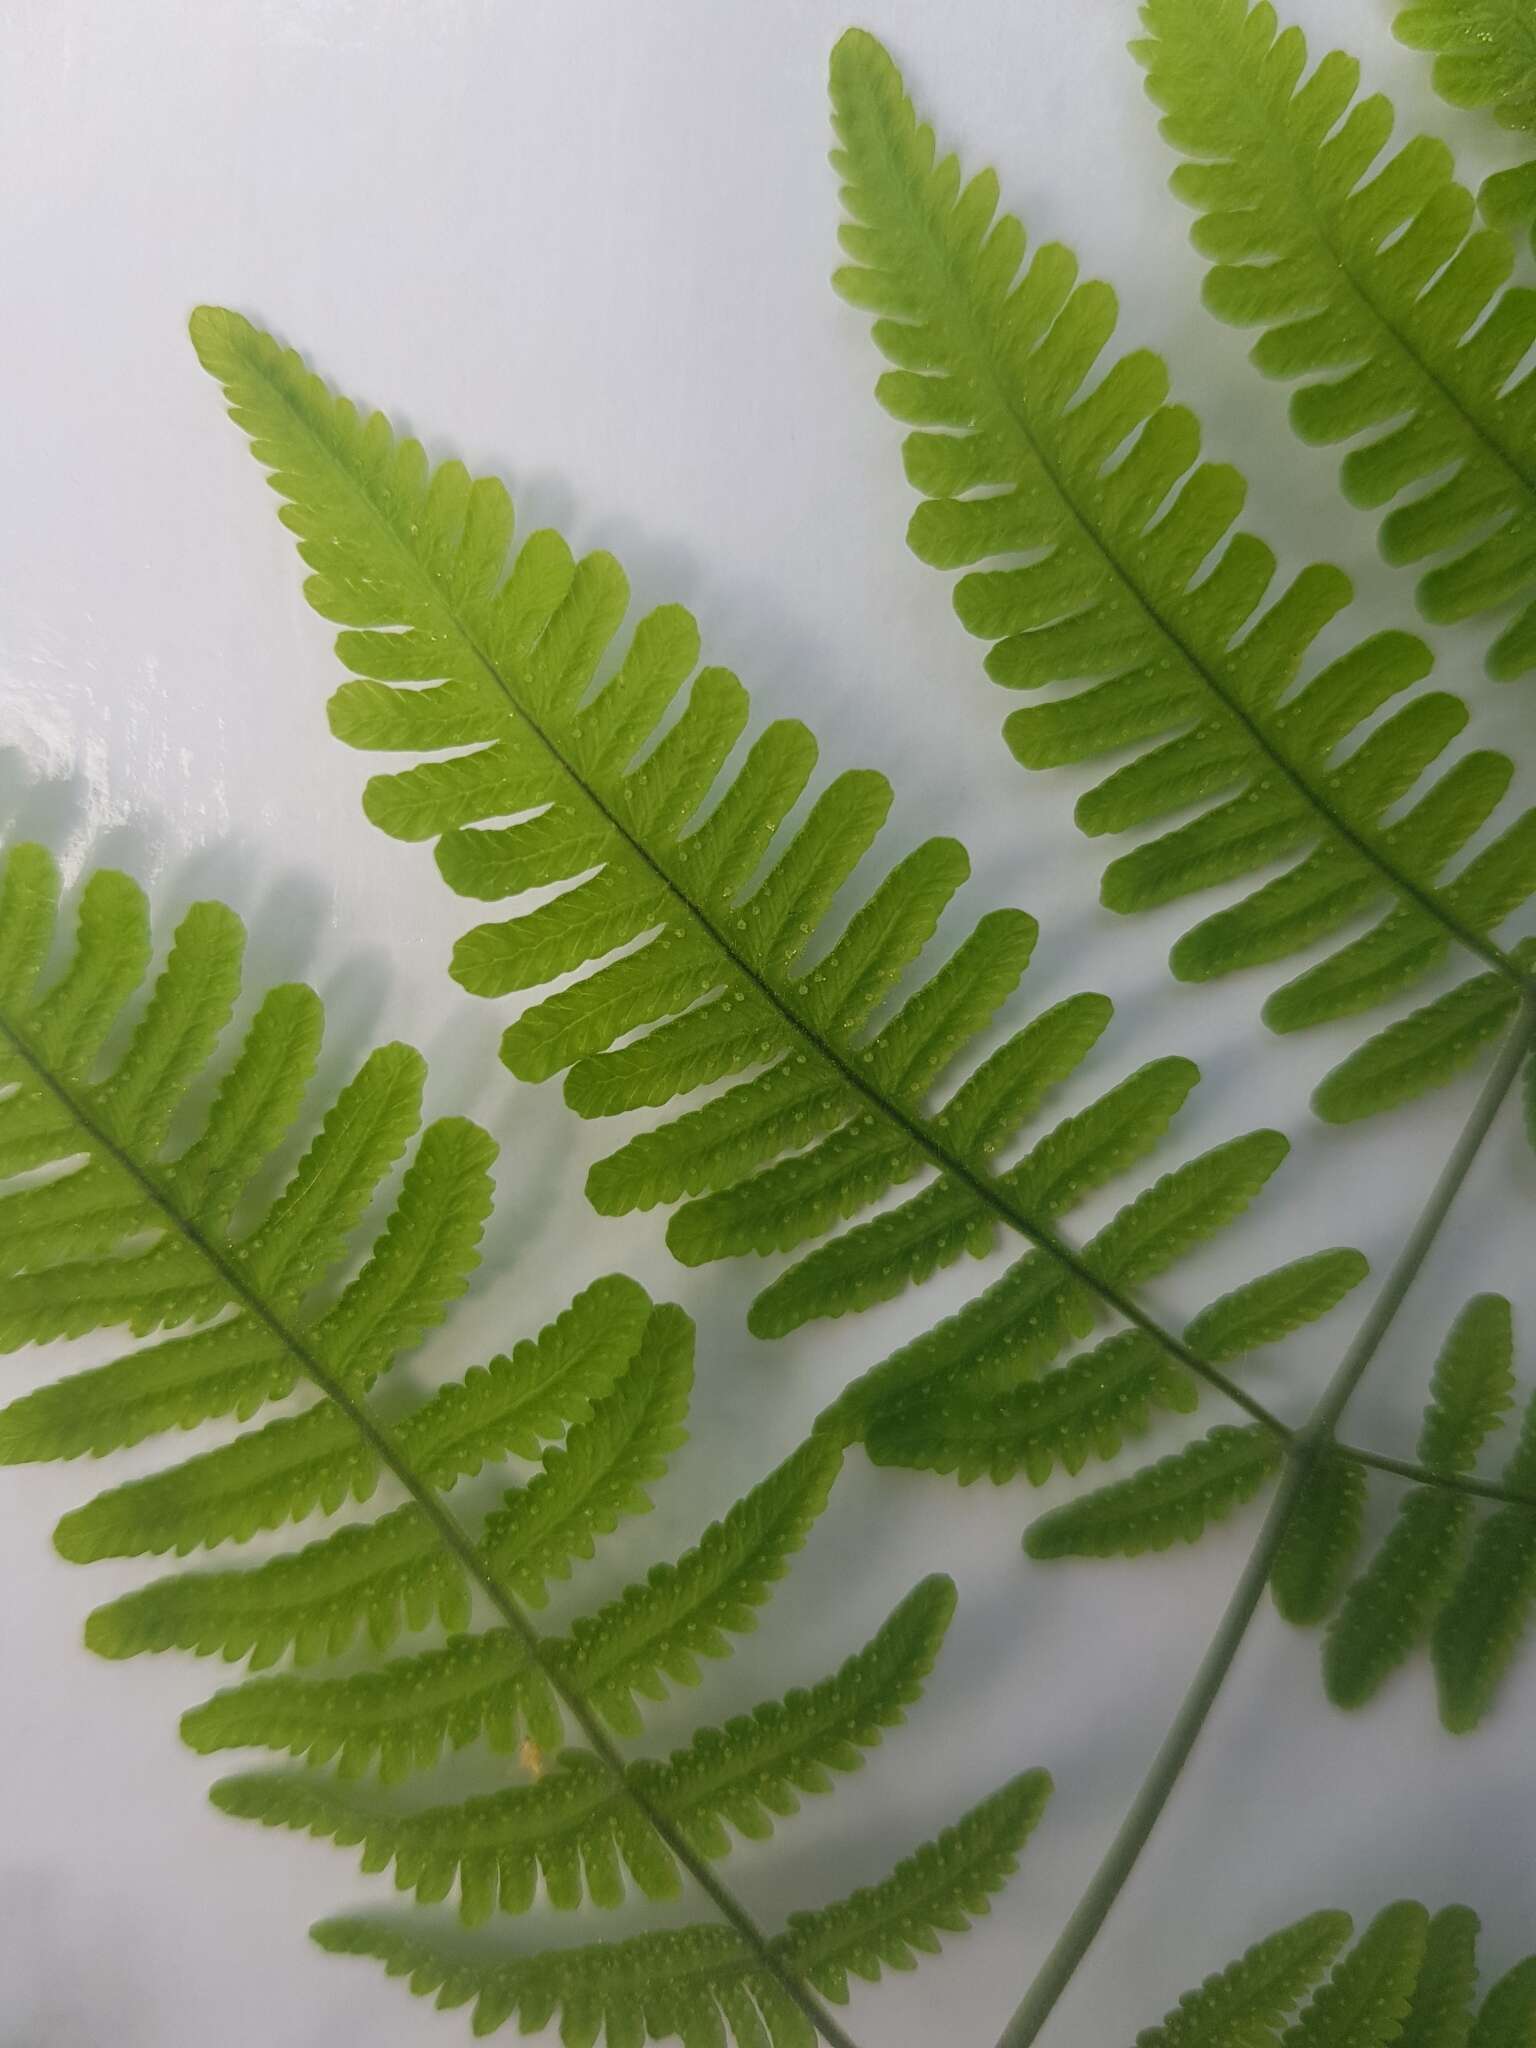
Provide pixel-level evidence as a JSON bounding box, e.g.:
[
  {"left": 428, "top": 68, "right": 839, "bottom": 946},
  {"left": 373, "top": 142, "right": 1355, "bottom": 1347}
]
[{"left": 5, "top": 2, "right": 1536, "bottom": 2044}]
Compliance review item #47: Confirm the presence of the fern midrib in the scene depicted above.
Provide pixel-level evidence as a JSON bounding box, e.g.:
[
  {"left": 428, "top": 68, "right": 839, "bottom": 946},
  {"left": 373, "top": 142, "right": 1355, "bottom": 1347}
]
[
  {"left": 234, "top": 333, "right": 1289, "bottom": 1438},
  {"left": 1189, "top": 34, "right": 1536, "bottom": 506},
  {"left": 858, "top": 92, "right": 1527, "bottom": 987},
  {"left": 0, "top": 1007, "right": 865, "bottom": 2048}
]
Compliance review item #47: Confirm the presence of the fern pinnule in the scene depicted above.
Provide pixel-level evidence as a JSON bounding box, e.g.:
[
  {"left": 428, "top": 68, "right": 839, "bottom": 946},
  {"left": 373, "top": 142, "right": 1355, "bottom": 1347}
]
[
  {"left": 829, "top": 27, "right": 1536, "bottom": 1136},
  {"left": 1136, "top": 0, "right": 1536, "bottom": 681},
  {"left": 1134, "top": 1899, "right": 1536, "bottom": 2048},
  {"left": 312, "top": 1768, "right": 1053, "bottom": 2044},
  {"left": 1395, "top": 1, "right": 1536, "bottom": 136}
]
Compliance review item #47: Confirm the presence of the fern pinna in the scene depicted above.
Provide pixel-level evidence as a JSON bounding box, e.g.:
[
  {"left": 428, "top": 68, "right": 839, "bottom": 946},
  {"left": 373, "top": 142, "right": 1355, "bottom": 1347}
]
[
  {"left": 1133, "top": 0, "right": 1536, "bottom": 683},
  {"left": 0, "top": 837, "right": 1049, "bottom": 2045},
  {"left": 830, "top": 26, "right": 1536, "bottom": 1136},
  {"left": 188, "top": 305, "right": 1389, "bottom": 1531}
]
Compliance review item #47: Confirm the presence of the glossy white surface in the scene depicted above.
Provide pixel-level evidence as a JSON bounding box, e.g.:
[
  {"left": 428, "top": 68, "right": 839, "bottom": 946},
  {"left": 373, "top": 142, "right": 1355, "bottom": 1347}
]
[{"left": 5, "top": 3, "right": 1536, "bottom": 2043}]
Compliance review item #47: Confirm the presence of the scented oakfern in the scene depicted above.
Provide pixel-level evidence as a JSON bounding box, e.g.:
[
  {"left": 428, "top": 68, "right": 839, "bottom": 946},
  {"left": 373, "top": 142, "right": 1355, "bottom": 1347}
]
[
  {"left": 1133, "top": 0, "right": 1536, "bottom": 680},
  {"left": 1396, "top": 0, "right": 1536, "bottom": 253},
  {"left": 0, "top": 835, "right": 1049, "bottom": 2043},
  {"left": 188, "top": 305, "right": 1373, "bottom": 1480},
  {"left": 829, "top": 26, "right": 1536, "bottom": 1129}
]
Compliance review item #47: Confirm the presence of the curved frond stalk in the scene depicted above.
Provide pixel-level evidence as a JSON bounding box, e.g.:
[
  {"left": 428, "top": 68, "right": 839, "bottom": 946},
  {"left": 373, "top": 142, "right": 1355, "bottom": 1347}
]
[
  {"left": 1136, "top": 0, "right": 1536, "bottom": 680},
  {"left": 827, "top": 28, "right": 1536, "bottom": 1125},
  {"left": 190, "top": 306, "right": 1307, "bottom": 1437},
  {"left": 209, "top": 1576, "right": 957, "bottom": 1922},
  {"left": 0, "top": 841, "right": 900, "bottom": 2048},
  {"left": 311, "top": 1770, "right": 1052, "bottom": 2043}
]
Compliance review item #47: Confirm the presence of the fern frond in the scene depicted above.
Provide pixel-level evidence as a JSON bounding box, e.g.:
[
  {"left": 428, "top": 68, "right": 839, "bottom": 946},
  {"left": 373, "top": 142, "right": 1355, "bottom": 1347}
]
[
  {"left": 180, "top": 1628, "right": 559, "bottom": 1784},
  {"left": 864, "top": 1248, "right": 1367, "bottom": 1486},
  {"left": 1325, "top": 1298, "right": 1515, "bottom": 1710},
  {"left": 1132, "top": 1907, "right": 1352, "bottom": 2046},
  {"left": 1024, "top": 1424, "right": 1285, "bottom": 1560},
  {"left": 1136, "top": 0, "right": 1536, "bottom": 680},
  {"left": 190, "top": 305, "right": 1313, "bottom": 1420},
  {"left": 827, "top": 28, "right": 1536, "bottom": 1122},
  {"left": 210, "top": 1575, "right": 955, "bottom": 1920},
  {"left": 311, "top": 1768, "right": 1052, "bottom": 2040}
]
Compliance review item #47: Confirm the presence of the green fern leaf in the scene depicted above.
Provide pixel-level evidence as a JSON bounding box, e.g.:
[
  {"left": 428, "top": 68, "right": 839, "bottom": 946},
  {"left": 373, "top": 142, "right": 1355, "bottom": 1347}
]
[
  {"left": 1471, "top": 1958, "right": 1536, "bottom": 2045},
  {"left": 179, "top": 1443, "right": 840, "bottom": 1777},
  {"left": 180, "top": 1628, "right": 562, "bottom": 1784},
  {"left": 478, "top": 1302, "right": 692, "bottom": 1606},
  {"left": 825, "top": 1129, "right": 1295, "bottom": 1453},
  {"left": 395, "top": 1272, "right": 657, "bottom": 1482},
  {"left": 1398, "top": 1905, "right": 1480, "bottom": 2048},
  {"left": 1326, "top": 1490, "right": 1473, "bottom": 1711},
  {"left": 1136, "top": 0, "right": 1536, "bottom": 680},
  {"left": 310, "top": 1768, "right": 1051, "bottom": 2041},
  {"left": 86, "top": 1504, "right": 471, "bottom": 1668},
  {"left": 1024, "top": 1424, "right": 1285, "bottom": 1560},
  {"left": 1395, "top": 4, "right": 1536, "bottom": 133},
  {"left": 1309, "top": 945, "right": 1536, "bottom": 1124},
  {"left": 1272, "top": 1455, "right": 1368, "bottom": 1628},
  {"left": 867, "top": 1249, "right": 1366, "bottom": 1485},
  {"left": 827, "top": 27, "right": 1536, "bottom": 1119},
  {"left": 1133, "top": 1907, "right": 1352, "bottom": 2046},
  {"left": 1325, "top": 1298, "right": 1516, "bottom": 1709},
  {"left": 553, "top": 1439, "right": 843, "bottom": 1736},
  {"left": 1281, "top": 1901, "right": 1428, "bottom": 2047},
  {"left": 1433, "top": 1370, "right": 1536, "bottom": 1732},
  {"left": 211, "top": 1576, "right": 955, "bottom": 1920},
  {"left": 190, "top": 305, "right": 1313, "bottom": 1400}
]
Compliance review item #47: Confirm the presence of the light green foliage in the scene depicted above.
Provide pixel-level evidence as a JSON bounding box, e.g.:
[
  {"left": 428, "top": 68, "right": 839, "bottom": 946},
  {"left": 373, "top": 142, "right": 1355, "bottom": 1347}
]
[
  {"left": 1136, "top": 0, "right": 1536, "bottom": 680},
  {"left": 209, "top": 1576, "right": 956, "bottom": 1920},
  {"left": 312, "top": 1770, "right": 1052, "bottom": 2044},
  {"left": 0, "top": 835, "right": 1059, "bottom": 2036},
  {"left": 1395, "top": 2, "right": 1536, "bottom": 131},
  {"left": 1141, "top": 1903, "right": 1535, "bottom": 2048},
  {"left": 863, "top": 1249, "right": 1368, "bottom": 1487},
  {"left": 828, "top": 31, "right": 1536, "bottom": 1134},
  {"left": 1024, "top": 1424, "right": 1286, "bottom": 1560}
]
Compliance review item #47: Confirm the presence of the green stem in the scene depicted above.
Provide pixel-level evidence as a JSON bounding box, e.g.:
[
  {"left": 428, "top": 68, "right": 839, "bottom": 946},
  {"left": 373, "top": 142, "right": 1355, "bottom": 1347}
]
[
  {"left": 995, "top": 996, "right": 1536, "bottom": 2048},
  {"left": 995, "top": 1455, "right": 1315, "bottom": 2048},
  {"left": 0, "top": 1011, "right": 866, "bottom": 2048}
]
